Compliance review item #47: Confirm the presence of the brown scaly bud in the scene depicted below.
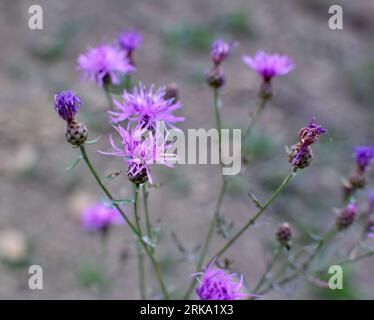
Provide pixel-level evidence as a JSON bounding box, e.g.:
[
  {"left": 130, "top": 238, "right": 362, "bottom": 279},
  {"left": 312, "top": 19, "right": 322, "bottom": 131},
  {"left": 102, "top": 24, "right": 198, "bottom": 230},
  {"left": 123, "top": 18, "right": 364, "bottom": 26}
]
[
  {"left": 205, "top": 67, "right": 225, "bottom": 89},
  {"left": 164, "top": 83, "right": 179, "bottom": 102},
  {"left": 288, "top": 143, "right": 313, "bottom": 169},
  {"left": 276, "top": 223, "right": 293, "bottom": 250},
  {"left": 65, "top": 120, "right": 88, "bottom": 146},
  {"left": 128, "top": 167, "right": 148, "bottom": 185},
  {"left": 259, "top": 80, "right": 273, "bottom": 101},
  {"left": 336, "top": 203, "right": 357, "bottom": 231}
]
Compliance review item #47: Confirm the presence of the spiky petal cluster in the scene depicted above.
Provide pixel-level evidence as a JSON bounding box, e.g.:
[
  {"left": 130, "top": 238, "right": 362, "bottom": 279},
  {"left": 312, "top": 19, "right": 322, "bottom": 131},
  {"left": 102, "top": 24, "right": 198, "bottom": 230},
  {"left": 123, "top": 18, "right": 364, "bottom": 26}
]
[
  {"left": 81, "top": 203, "right": 123, "bottom": 232},
  {"left": 242, "top": 51, "right": 294, "bottom": 82},
  {"left": 99, "top": 125, "right": 177, "bottom": 184},
  {"left": 76, "top": 44, "right": 134, "bottom": 87},
  {"left": 54, "top": 90, "right": 83, "bottom": 122},
  {"left": 354, "top": 146, "right": 374, "bottom": 172},
  {"left": 109, "top": 83, "right": 184, "bottom": 129},
  {"left": 194, "top": 260, "right": 249, "bottom": 300},
  {"left": 290, "top": 118, "right": 327, "bottom": 169},
  {"left": 118, "top": 29, "right": 142, "bottom": 53},
  {"left": 210, "top": 39, "right": 235, "bottom": 66}
]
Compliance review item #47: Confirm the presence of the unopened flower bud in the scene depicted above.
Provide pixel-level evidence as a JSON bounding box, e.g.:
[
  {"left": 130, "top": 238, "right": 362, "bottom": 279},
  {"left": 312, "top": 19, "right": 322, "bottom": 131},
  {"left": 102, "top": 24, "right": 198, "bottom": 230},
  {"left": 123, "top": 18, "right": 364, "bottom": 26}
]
[
  {"left": 259, "top": 81, "right": 273, "bottom": 101},
  {"left": 164, "top": 83, "right": 179, "bottom": 102},
  {"left": 288, "top": 143, "right": 313, "bottom": 169},
  {"left": 65, "top": 120, "right": 88, "bottom": 146},
  {"left": 349, "top": 171, "right": 366, "bottom": 189},
  {"left": 205, "top": 67, "right": 225, "bottom": 89},
  {"left": 276, "top": 223, "right": 292, "bottom": 250},
  {"left": 336, "top": 203, "right": 357, "bottom": 230}
]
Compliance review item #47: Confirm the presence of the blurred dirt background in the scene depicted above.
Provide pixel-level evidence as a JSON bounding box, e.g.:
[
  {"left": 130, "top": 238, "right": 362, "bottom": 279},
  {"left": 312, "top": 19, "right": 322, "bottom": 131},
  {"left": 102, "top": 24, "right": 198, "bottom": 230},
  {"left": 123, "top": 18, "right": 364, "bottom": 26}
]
[{"left": 1, "top": 0, "right": 374, "bottom": 299}]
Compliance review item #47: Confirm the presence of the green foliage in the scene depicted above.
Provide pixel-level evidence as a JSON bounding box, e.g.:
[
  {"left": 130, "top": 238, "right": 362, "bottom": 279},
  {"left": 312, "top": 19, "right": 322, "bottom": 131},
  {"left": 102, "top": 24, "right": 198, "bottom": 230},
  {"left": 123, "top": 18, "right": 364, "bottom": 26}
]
[
  {"left": 214, "top": 9, "right": 254, "bottom": 36},
  {"left": 76, "top": 260, "right": 111, "bottom": 293}
]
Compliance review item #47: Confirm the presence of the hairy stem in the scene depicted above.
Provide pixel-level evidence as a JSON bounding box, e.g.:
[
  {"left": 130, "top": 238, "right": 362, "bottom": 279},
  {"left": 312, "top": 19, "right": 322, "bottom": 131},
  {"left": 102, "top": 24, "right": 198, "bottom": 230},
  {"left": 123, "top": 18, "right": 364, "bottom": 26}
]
[
  {"left": 79, "top": 145, "right": 170, "bottom": 299},
  {"left": 143, "top": 184, "right": 153, "bottom": 244}
]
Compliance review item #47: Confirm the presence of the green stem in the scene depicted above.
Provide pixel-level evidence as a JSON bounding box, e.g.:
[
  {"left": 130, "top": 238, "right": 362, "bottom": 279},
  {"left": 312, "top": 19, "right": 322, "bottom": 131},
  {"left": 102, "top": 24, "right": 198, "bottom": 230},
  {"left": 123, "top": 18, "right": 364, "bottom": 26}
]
[
  {"left": 252, "top": 244, "right": 282, "bottom": 294},
  {"left": 79, "top": 145, "right": 170, "bottom": 299},
  {"left": 213, "top": 171, "right": 296, "bottom": 261},
  {"left": 242, "top": 96, "right": 268, "bottom": 150},
  {"left": 103, "top": 83, "right": 114, "bottom": 110},
  {"left": 143, "top": 184, "right": 153, "bottom": 243},
  {"left": 133, "top": 184, "right": 146, "bottom": 299},
  {"left": 183, "top": 88, "right": 228, "bottom": 299}
]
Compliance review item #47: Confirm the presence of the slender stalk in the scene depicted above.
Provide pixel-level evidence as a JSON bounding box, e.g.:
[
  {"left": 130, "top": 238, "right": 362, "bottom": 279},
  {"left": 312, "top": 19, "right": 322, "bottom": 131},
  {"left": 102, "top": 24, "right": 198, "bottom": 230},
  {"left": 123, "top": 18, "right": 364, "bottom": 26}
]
[
  {"left": 252, "top": 244, "right": 282, "bottom": 294},
  {"left": 103, "top": 83, "right": 114, "bottom": 110},
  {"left": 259, "top": 225, "right": 337, "bottom": 295},
  {"left": 213, "top": 171, "right": 296, "bottom": 260},
  {"left": 143, "top": 184, "right": 153, "bottom": 243},
  {"left": 79, "top": 145, "right": 170, "bottom": 299},
  {"left": 136, "top": 240, "right": 146, "bottom": 299},
  {"left": 243, "top": 96, "right": 268, "bottom": 148},
  {"left": 133, "top": 184, "right": 147, "bottom": 299},
  {"left": 183, "top": 88, "right": 227, "bottom": 299}
]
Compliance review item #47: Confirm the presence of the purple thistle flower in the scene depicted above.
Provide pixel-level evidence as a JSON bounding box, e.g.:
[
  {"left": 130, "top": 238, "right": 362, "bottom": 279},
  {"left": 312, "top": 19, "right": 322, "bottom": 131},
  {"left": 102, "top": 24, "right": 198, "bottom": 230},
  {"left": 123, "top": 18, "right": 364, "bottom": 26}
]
[
  {"left": 109, "top": 83, "right": 184, "bottom": 130},
  {"left": 118, "top": 29, "right": 142, "bottom": 53},
  {"left": 354, "top": 146, "right": 374, "bottom": 172},
  {"left": 77, "top": 44, "right": 135, "bottom": 87},
  {"left": 54, "top": 90, "right": 83, "bottom": 122},
  {"left": 81, "top": 203, "right": 123, "bottom": 232},
  {"left": 298, "top": 117, "right": 328, "bottom": 146},
  {"left": 242, "top": 51, "right": 294, "bottom": 82},
  {"left": 99, "top": 125, "right": 177, "bottom": 184},
  {"left": 210, "top": 39, "right": 236, "bottom": 66},
  {"left": 194, "top": 260, "right": 250, "bottom": 300}
]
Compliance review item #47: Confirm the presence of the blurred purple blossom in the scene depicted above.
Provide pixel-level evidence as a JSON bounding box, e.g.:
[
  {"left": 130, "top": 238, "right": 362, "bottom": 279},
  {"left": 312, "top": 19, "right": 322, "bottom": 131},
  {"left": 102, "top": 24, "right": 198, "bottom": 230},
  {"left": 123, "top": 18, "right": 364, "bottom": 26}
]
[
  {"left": 242, "top": 51, "right": 294, "bottom": 82},
  {"left": 99, "top": 125, "right": 177, "bottom": 184},
  {"left": 210, "top": 39, "right": 236, "bottom": 66},
  {"left": 77, "top": 44, "right": 134, "bottom": 87},
  {"left": 109, "top": 83, "right": 184, "bottom": 130},
  {"left": 118, "top": 29, "right": 142, "bottom": 53},
  {"left": 53, "top": 90, "right": 83, "bottom": 122},
  {"left": 354, "top": 146, "right": 374, "bottom": 172},
  {"left": 299, "top": 117, "right": 328, "bottom": 146},
  {"left": 81, "top": 203, "right": 123, "bottom": 232}
]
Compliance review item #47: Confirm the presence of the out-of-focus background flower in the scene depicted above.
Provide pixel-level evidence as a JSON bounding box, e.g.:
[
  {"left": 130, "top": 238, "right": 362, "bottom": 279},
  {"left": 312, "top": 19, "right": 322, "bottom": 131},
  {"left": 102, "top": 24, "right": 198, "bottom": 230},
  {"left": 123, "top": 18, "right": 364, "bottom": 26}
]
[{"left": 1, "top": 0, "right": 374, "bottom": 299}]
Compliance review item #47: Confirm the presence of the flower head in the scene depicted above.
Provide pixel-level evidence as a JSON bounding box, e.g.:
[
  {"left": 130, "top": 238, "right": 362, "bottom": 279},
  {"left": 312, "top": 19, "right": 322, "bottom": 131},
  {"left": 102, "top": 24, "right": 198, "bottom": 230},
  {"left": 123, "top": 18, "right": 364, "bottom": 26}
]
[
  {"left": 99, "top": 125, "right": 177, "bottom": 184},
  {"left": 194, "top": 260, "right": 249, "bottom": 300},
  {"left": 298, "top": 118, "right": 328, "bottom": 146},
  {"left": 77, "top": 44, "right": 134, "bottom": 87},
  {"left": 81, "top": 203, "right": 123, "bottom": 232},
  {"left": 210, "top": 39, "right": 235, "bottom": 66},
  {"left": 118, "top": 29, "right": 142, "bottom": 53},
  {"left": 109, "top": 83, "right": 184, "bottom": 130},
  {"left": 54, "top": 90, "right": 83, "bottom": 122},
  {"left": 289, "top": 118, "right": 327, "bottom": 169},
  {"left": 242, "top": 51, "right": 294, "bottom": 82},
  {"left": 276, "top": 223, "right": 293, "bottom": 250},
  {"left": 354, "top": 146, "right": 374, "bottom": 172},
  {"left": 336, "top": 203, "right": 357, "bottom": 230},
  {"left": 367, "top": 226, "right": 374, "bottom": 239}
]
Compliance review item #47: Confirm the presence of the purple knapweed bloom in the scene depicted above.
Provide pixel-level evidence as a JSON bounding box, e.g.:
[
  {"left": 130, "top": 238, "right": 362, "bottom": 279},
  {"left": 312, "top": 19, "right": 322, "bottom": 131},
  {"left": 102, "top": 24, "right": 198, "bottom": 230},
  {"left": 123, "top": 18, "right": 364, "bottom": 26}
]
[
  {"left": 118, "top": 29, "right": 142, "bottom": 54},
  {"left": 81, "top": 203, "right": 123, "bottom": 232},
  {"left": 99, "top": 125, "right": 177, "bottom": 184},
  {"left": 242, "top": 51, "right": 294, "bottom": 82},
  {"left": 194, "top": 260, "right": 250, "bottom": 300},
  {"left": 354, "top": 146, "right": 374, "bottom": 172},
  {"left": 290, "top": 118, "right": 327, "bottom": 168},
  {"left": 77, "top": 44, "right": 135, "bottom": 87},
  {"left": 298, "top": 117, "right": 328, "bottom": 146},
  {"left": 109, "top": 83, "right": 184, "bottom": 130},
  {"left": 54, "top": 90, "right": 83, "bottom": 122},
  {"left": 210, "top": 39, "right": 236, "bottom": 66}
]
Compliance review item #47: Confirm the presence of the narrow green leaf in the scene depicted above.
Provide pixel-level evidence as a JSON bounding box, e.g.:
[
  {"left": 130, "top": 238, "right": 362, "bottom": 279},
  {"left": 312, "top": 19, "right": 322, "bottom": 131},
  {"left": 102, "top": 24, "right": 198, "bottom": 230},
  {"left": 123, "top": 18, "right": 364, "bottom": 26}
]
[
  {"left": 64, "top": 156, "right": 83, "bottom": 172},
  {"left": 85, "top": 136, "right": 102, "bottom": 145},
  {"left": 112, "top": 199, "right": 134, "bottom": 205}
]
